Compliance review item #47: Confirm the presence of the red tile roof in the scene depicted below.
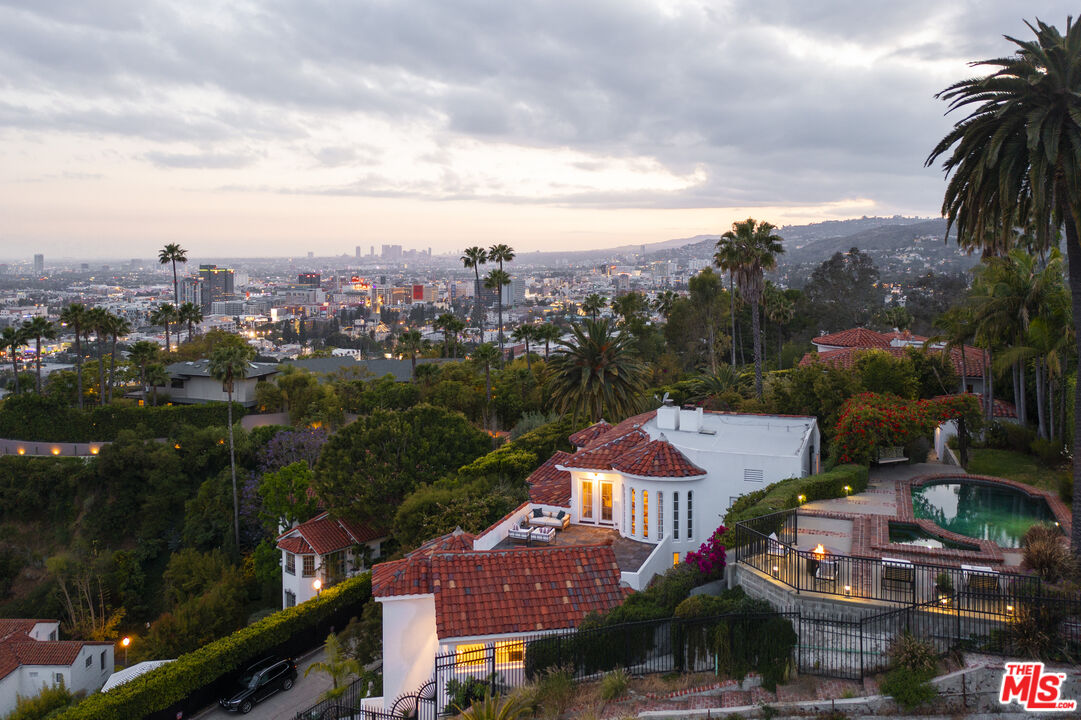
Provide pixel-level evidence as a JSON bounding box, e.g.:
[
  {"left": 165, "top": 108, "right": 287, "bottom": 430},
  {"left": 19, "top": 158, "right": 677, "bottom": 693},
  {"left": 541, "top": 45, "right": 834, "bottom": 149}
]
[
  {"left": 372, "top": 529, "right": 477, "bottom": 598},
  {"left": 276, "top": 512, "right": 385, "bottom": 556},
  {"left": 883, "top": 330, "right": 928, "bottom": 343},
  {"left": 611, "top": 439, "right": 706, "bottom": 478},
  {"left": 568, "top": 421, "right": 611, "bottom": 448},
  {"left": 430, "top": 545, "right": 624, "bottom": 640},
  {"left": 527, "top": 451, "right": 573, "bottom": 506},
  {"left": 562, "top": 428, "right": 649, "bottom": 470},
  {"left": 799, "top": 345, "right": 987, "bottom": 379},
  {"left": 0, "top": 623, "right": 109, "bottom": 681},
  {"left": 933, "top": 394, "right": 1018, "bottom": 420},
  {"left": 0, "top": 620, "right": 40, "bottom": 643},
  {"left": 582, "top": 411, "right": 657, "bottom": 450},
  {"left": 277, "top": 536, "right": 313, "bottom": 554},
  {"left": 812, "top": 328, "right": 891, "bottom": 349}
]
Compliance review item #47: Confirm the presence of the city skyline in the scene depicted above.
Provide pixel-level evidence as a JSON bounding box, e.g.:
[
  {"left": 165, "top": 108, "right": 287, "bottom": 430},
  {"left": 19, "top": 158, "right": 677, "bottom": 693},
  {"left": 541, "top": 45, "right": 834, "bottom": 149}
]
[{"left": 1, "top": 1, "right": 1070, "bottom": 257}]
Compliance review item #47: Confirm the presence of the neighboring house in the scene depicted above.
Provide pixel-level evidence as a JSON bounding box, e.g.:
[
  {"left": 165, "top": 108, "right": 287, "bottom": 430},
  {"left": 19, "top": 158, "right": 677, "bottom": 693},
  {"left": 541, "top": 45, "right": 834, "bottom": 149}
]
[
  {"left": 367, "top": 402, "right": 819, "bottom": 710},
  {"left": 281, "top": 356, "right": 452, "bottom": 381},
  {"left": 276, "top": 511, "right": 386, "bottom": 608},
  {"left": 0, "top": 619, "right": 113, "bottom": 716},
  {"left": 802, "top": 327, "right": 988, "bottom": 395},
  {"left": 151, "top": 359, "right": 279, "bottom": 407},
  {"left": 371, "top": 530, "right": 624, "bottom": 710},
  {"left": 933, "top": 394, "right": 1020, "bottom": 461}
]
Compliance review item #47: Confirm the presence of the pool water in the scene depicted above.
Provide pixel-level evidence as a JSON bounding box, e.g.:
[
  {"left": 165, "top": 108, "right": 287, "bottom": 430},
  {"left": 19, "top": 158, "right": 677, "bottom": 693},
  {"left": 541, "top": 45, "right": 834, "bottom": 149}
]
[
  {"left": 911, "top": 479, "right": 1057, "bottom": 548},
  {"left": 888, "top": 522, "right": 978, "bottom": 550}
]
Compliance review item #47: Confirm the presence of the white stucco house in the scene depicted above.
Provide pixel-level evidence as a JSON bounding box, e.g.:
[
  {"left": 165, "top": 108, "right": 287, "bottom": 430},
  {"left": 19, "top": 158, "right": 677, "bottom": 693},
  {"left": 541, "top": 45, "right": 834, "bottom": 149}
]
[
  {"left": 152, "top": 359, "right": 279, "bottom": 407},
  {"left": 276, "top": 511, "right": 386, "bottom": 608},
  {"left": 367, "top": 403, "right": 820, "bottom": 711},
  {"left": 0, "top": 619, "right": 114, "bottom": 716}
]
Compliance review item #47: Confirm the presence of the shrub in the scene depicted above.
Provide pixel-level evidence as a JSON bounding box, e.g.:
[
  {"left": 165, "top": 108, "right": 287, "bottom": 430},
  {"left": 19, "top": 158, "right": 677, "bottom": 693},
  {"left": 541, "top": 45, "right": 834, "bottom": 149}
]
[
  {"left": 684, "top": 525, "right": 727, "bottom": 580},
  {"left": 535, "top": 665, "right": 575, "bottom": 720},
  {"left": 446, "top": 676, "right": 492, "bottom": 713},
  {"left": 5, "top": 681, "right": 78, "bottom": 720},
  {"left": 599, "top": 668, "right": 628, "bottom": 700},
  {"left": 880, "top": 667, "right": 936, "bottom": 711},
  {"left": 722, "top": 464, "right": 870, "bottom": 532},
  {"left": 1022, "top": 524, "right": 1075, "bottom": 584},
  {"left": 933, "top": 573, "right": 953, "bottom": 595},
  {"left": 888, "top": 632, "right": 936, "bottom": 674},
  {"left": 1030, "top": 437, "right": 1064, "bottom": 465},
  {"left": 1057, "top": 473, "right": 1073, "bottom": 504}
]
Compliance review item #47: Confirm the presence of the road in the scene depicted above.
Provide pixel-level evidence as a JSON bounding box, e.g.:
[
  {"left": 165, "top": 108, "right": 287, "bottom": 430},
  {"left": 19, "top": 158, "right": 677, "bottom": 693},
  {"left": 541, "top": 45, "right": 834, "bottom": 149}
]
[{"left": 192, "top": 646, "right": 332, "bottom": 720}]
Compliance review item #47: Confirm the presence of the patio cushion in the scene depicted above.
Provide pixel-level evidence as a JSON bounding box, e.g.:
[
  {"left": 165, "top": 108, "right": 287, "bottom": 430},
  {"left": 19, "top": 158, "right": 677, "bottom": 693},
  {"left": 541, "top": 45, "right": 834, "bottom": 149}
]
[
  {"left": 556, "top": 510, "right": 565, "bottom": 520},
  {"left": 533, "top": 508, "right": 543, "bottom": 518}
]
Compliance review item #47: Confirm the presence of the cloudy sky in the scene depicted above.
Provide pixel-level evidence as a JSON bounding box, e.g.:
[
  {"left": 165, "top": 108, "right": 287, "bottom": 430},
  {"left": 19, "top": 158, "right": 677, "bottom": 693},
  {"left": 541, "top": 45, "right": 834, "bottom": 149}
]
[{"left": 0, "top": 1, "right": 1073, "bottom": 259}]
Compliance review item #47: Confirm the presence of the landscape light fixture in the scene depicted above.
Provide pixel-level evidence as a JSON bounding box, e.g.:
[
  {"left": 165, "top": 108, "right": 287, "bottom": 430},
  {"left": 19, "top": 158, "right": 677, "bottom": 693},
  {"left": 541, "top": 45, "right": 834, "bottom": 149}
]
[{"left": 843, "top": 585, "right": 852, "bottom": 596}]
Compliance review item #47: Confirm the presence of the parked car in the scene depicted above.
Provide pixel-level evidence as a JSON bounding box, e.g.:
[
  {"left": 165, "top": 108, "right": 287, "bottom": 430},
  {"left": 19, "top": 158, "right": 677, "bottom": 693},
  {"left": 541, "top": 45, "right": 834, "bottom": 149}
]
[{"left": 219, "top": 656, "right": 298, "bottom": 714}]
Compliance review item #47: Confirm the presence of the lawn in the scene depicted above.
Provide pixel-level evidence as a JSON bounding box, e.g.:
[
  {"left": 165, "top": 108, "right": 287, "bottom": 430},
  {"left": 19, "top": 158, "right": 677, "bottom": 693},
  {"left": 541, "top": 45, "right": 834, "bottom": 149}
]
[{"left": 964, "top": 448, "right": 1070, "bottom": 496}]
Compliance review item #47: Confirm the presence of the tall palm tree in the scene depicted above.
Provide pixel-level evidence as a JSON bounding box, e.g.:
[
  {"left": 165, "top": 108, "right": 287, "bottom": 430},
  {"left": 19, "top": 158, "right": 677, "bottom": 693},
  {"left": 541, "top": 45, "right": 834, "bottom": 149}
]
[
  {"left": 105, "top": 314, "right": 132, "bottom": 402},
  {"left": 434, "top": 313, "right": 457, "bottom": 358},
  {"left": 151, "top": 304, "right": 178, "bottom": 352},
  {"left": 581, "top": 293, "right": 606, "bottom": 321},
  {"left": 536, "top": 323, "right": 562, "bottom": 360},
  {"left": 398, "top": 329, "right": 424, "bottom": 379},
  {"left": 653, "top": 290, "right": 679, "bottom": 320},
  {"left": 764, "top": 285, "right": 795, "bottom": 370},
  {"left": 690, "top": 365, "right": 749, "bottom": 404},
  {"left": 178, "top": 302, "right": 203, "bottom": 342},
  {"left": 128, "top": 340, "right": 159, "bottom": 405},
  {"left": 445, "top": 316, "right": 466, "bottom": 359},
  {"left": 87, "top": 307, "right": 112, "bottom": 405},
  {"left": 22, "top": 316, "right": 57, "bottom": 394},
  {"left": 146, "top": 363, "right": 169, "bottom": 406},
  {"left": 713, "top": 239, "right": 743, "bottom": 367},
  {"left": 512, "top": 324, "right": 538, "bottom": 373},
  {"left": 487, "top": 243, "right": 515, "bottom": 272},
  {"left": 926, "top": 17, "right": 1081, "bottom": 554},
  {"left": 59, "top": 303, "right": 88, "bottom": 408},
  {"left": 1, "top": 325, "right": 27, "bottom": 395},
  {"left": 209, "top": 340, "right": 256, "bottom": 550},
  {"left": 472, "top": 342, "right": 500, "bottom": 430},
  {"left": 460, "top": 246, "right": 487, "bottom": 343},
  {"left": 484, "top": 269, "right": 511, "bottom": 360},
  {"left": 717, "top": 218, "right": 785, "bottom": 398},
  {"left": 158, "top": 243, "right": 188, "bottom": 306},
  {"left": 547, "top": 318, "right": 648, "bottom": 422}
]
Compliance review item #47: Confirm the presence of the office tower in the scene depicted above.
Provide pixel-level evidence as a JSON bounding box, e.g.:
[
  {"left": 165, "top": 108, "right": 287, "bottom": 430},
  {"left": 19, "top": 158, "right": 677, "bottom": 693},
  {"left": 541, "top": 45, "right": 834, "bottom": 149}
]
[
  {"left": 33, "top": 254, "right": 44, "bottom": 274},
  {"left": 355, "top": 246, "right": 361, "bottom": 258},
  {"left": 198, "top": 265, "right": 235, "bottom": 311},
  {"left": 370, "top": 245, "right": 375, "bottom": 256},
  {"left": 180, "top": 276, "right": 203, "bottom": 307},
  {"left": 297, "top": 273, "right": 321, "bottom": 287},
  {"left": 381, "top": 244, "right": 403, "bottom": 261}
]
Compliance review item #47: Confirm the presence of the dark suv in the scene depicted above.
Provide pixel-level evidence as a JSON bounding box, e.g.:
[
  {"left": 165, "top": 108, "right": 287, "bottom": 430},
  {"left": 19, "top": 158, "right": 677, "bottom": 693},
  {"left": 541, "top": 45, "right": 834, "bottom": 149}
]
[{"left": 219, "top": 657, "right": 298, "bottom": 714}]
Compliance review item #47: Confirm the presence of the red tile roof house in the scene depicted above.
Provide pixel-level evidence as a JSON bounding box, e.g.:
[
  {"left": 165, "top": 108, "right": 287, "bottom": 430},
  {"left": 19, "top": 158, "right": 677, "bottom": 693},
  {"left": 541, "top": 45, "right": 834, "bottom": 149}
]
[
  {"left": 0, "top": 619, "right": 113, "bottom": 716},
  {"left": 276, "top": 511, "right": 387, "bottom": 608},
  {"left": 368, "top": 401, "right": 820, "bottom": 710}
]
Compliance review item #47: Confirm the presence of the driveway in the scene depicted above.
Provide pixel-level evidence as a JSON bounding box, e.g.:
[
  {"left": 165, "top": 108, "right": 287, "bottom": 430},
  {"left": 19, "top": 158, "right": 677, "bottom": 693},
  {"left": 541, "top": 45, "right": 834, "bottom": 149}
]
[{"left": 192, "top": 646, "right": 333, "bottom": 720}]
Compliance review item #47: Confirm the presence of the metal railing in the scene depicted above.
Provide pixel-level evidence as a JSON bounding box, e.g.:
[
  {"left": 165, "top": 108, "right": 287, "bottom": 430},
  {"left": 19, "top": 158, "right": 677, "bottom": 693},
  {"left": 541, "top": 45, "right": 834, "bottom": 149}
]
[{"left": 295, "top": 676, "right": 389, "bottom": 720}]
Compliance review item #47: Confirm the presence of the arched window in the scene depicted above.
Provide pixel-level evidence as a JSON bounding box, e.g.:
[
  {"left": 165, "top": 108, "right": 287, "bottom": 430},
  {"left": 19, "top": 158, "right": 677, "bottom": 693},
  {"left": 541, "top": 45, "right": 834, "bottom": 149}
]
[
  {"left": 687, "top": 490, "right": 694, "bottom": 541},
  {"left": 630, "top": 488, "right": 636, "bottom": 536},
  {"left": 657, "top": 491, "right": 664, "bottom": 539},
  {"left": 673, "top": 492, "right": 679, "bottom": 540},
  {"left": 643, "top": 491, "right": 649, "bottom": 539}
]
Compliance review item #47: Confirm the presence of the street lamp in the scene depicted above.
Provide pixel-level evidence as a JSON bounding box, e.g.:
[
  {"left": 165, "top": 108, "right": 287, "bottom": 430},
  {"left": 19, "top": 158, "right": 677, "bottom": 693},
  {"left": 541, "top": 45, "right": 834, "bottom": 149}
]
[
  {"left": 312, "top": 578, "right": 322, "bottom": 597},
  {"left": 120, "top": 636, "right": 131, "bottom": 667}
]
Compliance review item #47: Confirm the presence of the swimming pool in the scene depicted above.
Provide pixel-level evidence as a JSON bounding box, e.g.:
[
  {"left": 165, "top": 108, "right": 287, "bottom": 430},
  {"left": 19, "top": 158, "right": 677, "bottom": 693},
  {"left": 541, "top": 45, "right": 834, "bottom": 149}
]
[
  {"left": 911, "top": 478, "right": 1057, "bottom": 548},
  {"left": 888, "top": 522, "right": 979, "bottom": 551}
]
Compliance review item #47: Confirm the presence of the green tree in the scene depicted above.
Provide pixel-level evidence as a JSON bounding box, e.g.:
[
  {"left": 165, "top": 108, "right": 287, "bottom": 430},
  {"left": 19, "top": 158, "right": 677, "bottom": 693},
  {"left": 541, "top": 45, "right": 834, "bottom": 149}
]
[
  {"left": 128, "top": 340, "right": 159, "bottom": 404},
  {"left": 511, "top": 324, "right": 538, "bottom": 372},
  {"left": 472, "top": 343, "right": 500, "bottom": 429},
  {"left": 805, "top": 248, "right": 883, "bottom": 331},
  {"left": 717, "top": 218, "right": 785, "bottom": 398},
  {"left": 460, "top": 246, "right": 488, "bottom": 343},
  {"left": 158, "top": 243, "right": 188, "bottom": 306},
  {"left": 59, "top": 303, "right": 89, "bottom": 408},
  {"left": 547, "top": 318, "right": 648, "bottom": 422},
  {"left": 150, "top": 304, "right": 178, "bottom": 355},
  {"left": 258, "top": 461, "right": 320, "bottom": 533},
  {"left": 536, "top": 323, "right": 562, "bottom": 360},
  {"left": 104, "top": 313, "right": 131, "bottom": 402},
  {"left": 398, "top": 329, "right": 424, "bottom": 379},
  {"left": 653, "top": 289, "right": 679, "bottom": 319},
  {"left": 688, "top": 268, "right": 725, "bottom": 374},
  {"left": 854, "top": 350, "right": 918, "bottom": 399},
  {"left": 305, "top": 632, "right": 361, "bottom": 701},
  {"left": 22, "top": 316, "right": 57, "bottom": 395},
  {"left": 484, "top": 269, "right": 511, "bottom": 360},
  {"left": 1, "top": 324, "right": 28, "bottom": 395},
  {"left": 146, "top": 363, "right": 169, "bottom": 406},
  {"left": 581, "top": 293, "right": 607, "bottom": 321},
  {"left": 208, "top": 337, "right": 256, "bottom": 550},
  {"left": 178, "top": 301, "right": 204, "bottom": 342}
]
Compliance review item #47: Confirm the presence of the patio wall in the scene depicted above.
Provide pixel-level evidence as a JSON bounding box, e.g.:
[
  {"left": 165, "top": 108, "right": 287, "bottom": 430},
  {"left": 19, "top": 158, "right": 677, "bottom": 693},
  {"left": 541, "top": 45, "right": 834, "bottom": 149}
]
[
  {"left": 0, "top": 438, "right": 107, "bottom": 457},
  {"left": 732, "top": 563, "right": 894, "bottom": 622},
  {"left": 620, "top": 535, "right": 672, "bottom": 591}
]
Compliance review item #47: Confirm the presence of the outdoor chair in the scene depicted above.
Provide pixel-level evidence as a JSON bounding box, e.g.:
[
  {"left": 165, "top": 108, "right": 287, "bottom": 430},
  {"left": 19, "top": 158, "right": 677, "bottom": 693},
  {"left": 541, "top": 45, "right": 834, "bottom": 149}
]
[
  {"left": 961, "top": 564, "right": 1000, "bottom": 593},
  {"left": 814, "top": 558, "right": 837, "bottom": 592},
  {"left": 882, "top": 557, "right": 915, "bottom": 600}
]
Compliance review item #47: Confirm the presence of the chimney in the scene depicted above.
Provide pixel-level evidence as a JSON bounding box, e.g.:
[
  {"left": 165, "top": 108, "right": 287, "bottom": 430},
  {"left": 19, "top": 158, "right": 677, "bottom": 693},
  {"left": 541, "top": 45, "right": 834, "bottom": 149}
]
[
  {"left": 657, "top": 398, "right": 679, "bottom": 431},
  {"left": 679, "top": 406, "right": 704, "bottom": 433}
]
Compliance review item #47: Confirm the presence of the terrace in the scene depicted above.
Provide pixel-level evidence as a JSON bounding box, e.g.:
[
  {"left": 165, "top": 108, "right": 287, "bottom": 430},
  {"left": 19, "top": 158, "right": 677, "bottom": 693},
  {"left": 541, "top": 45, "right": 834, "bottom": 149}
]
[{"left": 492, "top": 524, "right": 655, "bottom": 574}]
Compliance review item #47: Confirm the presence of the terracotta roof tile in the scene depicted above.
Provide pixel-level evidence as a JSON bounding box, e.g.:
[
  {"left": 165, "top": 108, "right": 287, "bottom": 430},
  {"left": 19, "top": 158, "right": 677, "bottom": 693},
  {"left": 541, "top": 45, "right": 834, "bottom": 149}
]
[
  {"left": 430, "top": 545, "right": 624, "bottom": 639},
  {"left": 563, "top": 428, "right": 649, "bottom": 470},
  {"left": 0, "top": 620, "right": 40, "bottom": 643},
  {"left": 582, "top": 411, "right": 657, "bottom": 450},
  {"left": 276, "top": 536, "right": 313, "bottom": 554},
  {"left": 611, "top": 439, "right": 706, "bottom": 478},
  {"left": 276, "top": 511, "right": 385, "bottom": 556},
  {"left": 568, "top": 421, "right": 611, "bottom": 448},
  {"left": 372, "top": 529, "right": 476, "bottom": 598},
  {"left": 527, "top": 451, "right": 573, "bottom": 506},
  {"left": 812, "top": 328, "right": 891, "bottom": 349}
]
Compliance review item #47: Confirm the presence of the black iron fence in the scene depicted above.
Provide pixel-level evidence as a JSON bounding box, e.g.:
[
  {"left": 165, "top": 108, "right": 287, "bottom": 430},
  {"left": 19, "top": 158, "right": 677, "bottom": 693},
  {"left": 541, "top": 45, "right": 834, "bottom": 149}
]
[
  {"left": 294, "top": 676, "right": 402, "bottom": 720},
  {"left": 732, "top": 510, "right": 1060, "bottom": 615}
]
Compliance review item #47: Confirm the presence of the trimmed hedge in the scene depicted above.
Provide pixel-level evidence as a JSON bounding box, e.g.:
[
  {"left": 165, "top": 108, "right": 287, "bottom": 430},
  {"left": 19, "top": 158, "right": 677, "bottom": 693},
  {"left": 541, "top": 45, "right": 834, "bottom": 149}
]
[
  {"left": 0, "top": 395, "right": 246, "bottom": 442},
  {"left": 722, "top": 464, "right": 869, "bottom": 530},
  {"left": 55, "top": 573, "right": 372, "bottom": 720}
]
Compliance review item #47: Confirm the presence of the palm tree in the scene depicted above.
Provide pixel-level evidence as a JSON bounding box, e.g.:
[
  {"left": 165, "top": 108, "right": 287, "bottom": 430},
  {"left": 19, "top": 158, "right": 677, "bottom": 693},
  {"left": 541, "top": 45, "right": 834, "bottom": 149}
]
[
  {"left": 536, "top": 323, "right": 562, "bottom": 360},
  {"left": 926, "top": 17, "right": 1081, "bottom": 554},
  {"left": 158, "top": 243, "right": 188, "bottom": 306},
  {"left": 151, "top": 304, "right": 178, "bottom": 352},
  {"left": 304, "top": 633, "right": 361, "bottom": 701},
  {"left": 511, "top": 324, "right": 538, "bottom": 372},
  {"left": 931, "top": 305, "right": 976, "bottom": 394},
  {"left": 716, "top": 218, "right": 785, "bottom": 398},
  {"left": 472, "top": 342, "right": 501, "bottom": 430},
  {"left": 434, "top": 313, "right": 461, "bottom": 358},
  {"left": 209, "top": 339, "right": 256, "bottom": 550},
  {"left": 22, "top": 316, "right": 57, "bottom": 394},
  {"left": 487, "top": 243, "right": 515, "bottom": 272},
  {"left": 547, "top": 318, "right": 648, "bottom": 421},
  {"left": 581, "top": 293, "right": 606, "bottom": 321},
  {"left": 653, "top": 290, "right": 679, "bottom": 319},
  {"left": 445, "top": 315, "right": 466, "bottom": 359},
  {"left": 460, "top": 247, "right": 488, "bottom": 343},
  {"left": 177, "top": 302, "right": 203, "bottom": 342},
  {"left": 713, "top": 238, "right": 743, "bottom": 366},
  {"left": 398, "top": 329, "right": 424, "bottom": 378},
  {"left": 0, "top": 325, "right": 27, "bottom": 395},
  {"left": 146, "top": 363, "right": 169, "bottom": 406},
  {"left": 87, "top": 307, "right": 112, "bottom": 405},
  {"left": 128, "top": 340, "right": 159, "bottom": 404},
  {"left": 484, "top": 269, "right": 511, "bottom": 360},
  {"left": 690, "top": 365, "right": 748, "bottom": 404},
  {"left": 764, "top": 285, "right": 795, "bottom": 370},
  {"left": 105, "top": 314, "right": 132, "bottom": 402},
  {"left": 59, "top": 303, "right": 88, "bottom": 408}
]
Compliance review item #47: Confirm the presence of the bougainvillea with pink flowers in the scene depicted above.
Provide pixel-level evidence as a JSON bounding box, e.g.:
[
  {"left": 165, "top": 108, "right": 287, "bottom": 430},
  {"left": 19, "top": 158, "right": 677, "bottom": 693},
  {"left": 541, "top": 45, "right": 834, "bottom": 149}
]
[
  {"left": 685, "top": 524, "right": 727, "bottom": 580},
  {"left": 832, "top": 392, "right": 981, "bottom": 464}
]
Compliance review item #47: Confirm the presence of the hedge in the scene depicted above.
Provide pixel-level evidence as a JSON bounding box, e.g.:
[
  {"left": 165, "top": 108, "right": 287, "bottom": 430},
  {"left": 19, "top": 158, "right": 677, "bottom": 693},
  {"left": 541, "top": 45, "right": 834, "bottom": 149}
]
[
  {"left": 722, "top": 464, "right": 869, "bottom": 531},
  {"left": 0, "top": 395, "right": 246, "bottom": 442},
  {"left": 55, "top": 573, "right": 372, "bottom": 720}
]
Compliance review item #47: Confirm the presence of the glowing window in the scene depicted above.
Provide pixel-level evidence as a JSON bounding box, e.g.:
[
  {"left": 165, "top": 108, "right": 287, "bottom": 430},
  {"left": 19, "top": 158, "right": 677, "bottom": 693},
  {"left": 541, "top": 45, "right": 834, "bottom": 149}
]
[
  {"left": 673, "top": 552, "right": 680, "bottom": 566},
  {"left": 495, "top": 640, "right": 525, "bottom": 665},
  {"left": 642, "top": 491, "right": 649, "bottom": 539},
  {"left": 673, "top": 492, "right": 679, "bottom": 540},
  {"left": 455, "top": 643, "right": 486, "bottom": 666},
  {"left": 302, "top": 555, "right": 315, "bottom": 577},
  {"left": 630, "top": 489, "right": 636, "bottom": 535},
  {"left": 687, "top": 491, "right": 693, "bottom": 541},
  {"left": 658, "top": 491, "right": 664, "bottom": 540}
]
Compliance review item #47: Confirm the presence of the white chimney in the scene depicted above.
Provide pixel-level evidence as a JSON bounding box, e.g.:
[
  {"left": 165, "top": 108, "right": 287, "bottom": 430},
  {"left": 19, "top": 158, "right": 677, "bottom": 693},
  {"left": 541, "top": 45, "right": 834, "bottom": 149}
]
[
  {"left": 657, "top": 401, "right": 679, "bottom": 431},
  {"left": 679, "top": 406, "right": 704, "bottom": 433}
]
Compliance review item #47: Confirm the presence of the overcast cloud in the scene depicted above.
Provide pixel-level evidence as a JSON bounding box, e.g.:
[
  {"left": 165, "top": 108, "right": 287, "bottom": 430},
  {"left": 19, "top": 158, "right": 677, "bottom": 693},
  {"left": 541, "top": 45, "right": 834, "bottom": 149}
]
[{"left": 0, "top": 0, "right": 1074, "bottom": 258}]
